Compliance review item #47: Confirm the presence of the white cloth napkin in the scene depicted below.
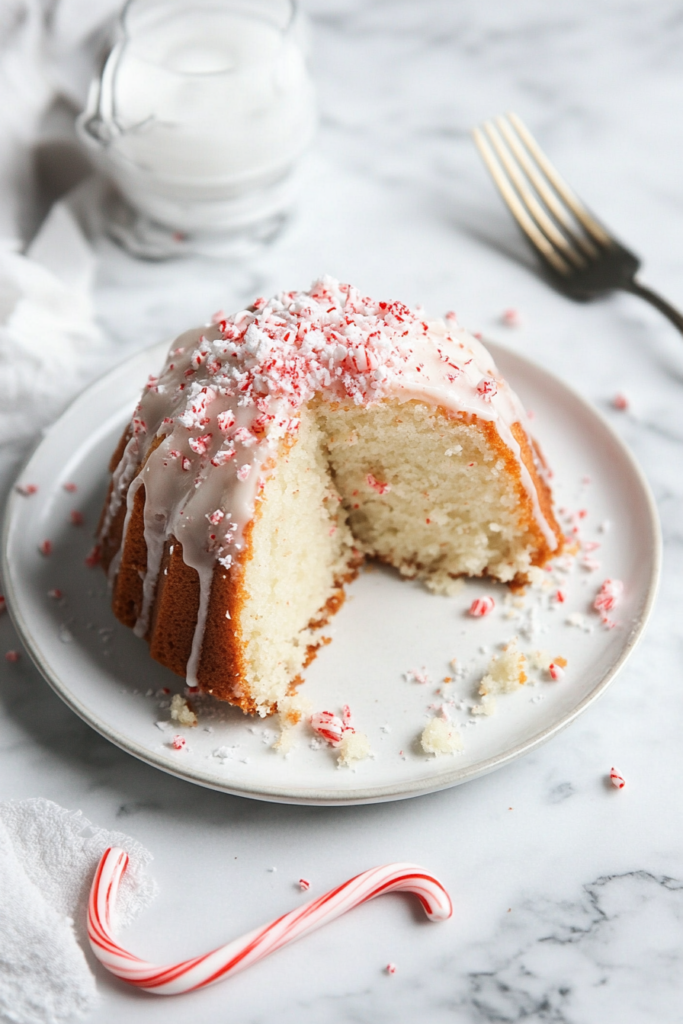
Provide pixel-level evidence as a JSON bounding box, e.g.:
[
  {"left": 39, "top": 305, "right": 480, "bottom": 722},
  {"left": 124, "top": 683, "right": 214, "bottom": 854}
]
[
  {"left": 0, "top": 798, "right": 157, "bottom": 1024},
  {"left": 0, "top": 0, "right": 121, "bottom": 243},
  {"left": 0, "top": 199, "right": 102, "bottom": 449}
]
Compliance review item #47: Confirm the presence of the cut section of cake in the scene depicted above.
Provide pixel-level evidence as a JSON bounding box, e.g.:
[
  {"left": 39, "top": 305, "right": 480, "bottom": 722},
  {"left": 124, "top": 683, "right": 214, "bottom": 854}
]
[{"left": 98, "top": 277, "right": 562, "bottom": 716}]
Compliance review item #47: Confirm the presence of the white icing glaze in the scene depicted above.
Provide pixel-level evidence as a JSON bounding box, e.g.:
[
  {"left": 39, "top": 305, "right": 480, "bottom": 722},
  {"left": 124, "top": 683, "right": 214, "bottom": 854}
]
[{"left": 102, "top": 277, "right": 558, "bottom": 683}]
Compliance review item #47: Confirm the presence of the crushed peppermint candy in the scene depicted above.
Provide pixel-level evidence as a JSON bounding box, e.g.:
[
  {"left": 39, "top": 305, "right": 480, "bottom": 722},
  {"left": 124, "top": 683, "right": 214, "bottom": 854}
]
[
  {"left": 70, "top": 510, "right": 84, "bottom": 526},
  {"left": 501, "top": 308, "right": 521, "bottom": 327},
  {"left": 63, "top": 482, "right": 77, "bottom": 492},
  {"left": 85, "top": 545, "right": 102, "bottom": 568},
  {"left": 476, "top": 377, "right": 498, "bottom": 400},
  {"left": 609, "top": 767, "right": 626, "bottom": 789},
  {"left": 234, "top": 427, "right": 257, "bottom": 447},
  {"left": 5, "top": 650, "right": 20, "bottom": 662},
  {"left": 548, "top": 662, "right": 565, "bottom": 681},
  {"left": 188, "top": 433, "right": 212, "bottom": 455},
  {"left": 404, "top": 667, "right": 430, "bottom": 685},
  {"left": 171, "top": 735, "right": 187, "bottom": 751},
  {"left": 298, "top": 878, "right": 311, "bottom": 891},
  {"left": 367, "top": 473, "right": 391, "bottom": 495},
  {"left": 47, "top": 588, "right": 63, "bottom": 600},
  {"left": 310, "top": 710, "right": 345, "bottom": 746},
  {"left": 0, "top": 596, "right": 5, "bottom": 614},
  {"left": 15, "top": 483, "right": 38, "bottom": 496},
  {"left": 612, "top": 393, "right": 629, "bottom": 411},
  {"left": 217, "top": 410, "right": 236, "bottom": 431},
  {"left": 469, "top": 596, "right": 495, "bottom": 617},
  {"left": 593, "top": 578, "right": 623, "bottom": 613},
  {"left": 38, "top": 539, "right": 52, "bottom": 557},
  {"left": 385, "top": 963, "right": 397, "bottom": 975}
]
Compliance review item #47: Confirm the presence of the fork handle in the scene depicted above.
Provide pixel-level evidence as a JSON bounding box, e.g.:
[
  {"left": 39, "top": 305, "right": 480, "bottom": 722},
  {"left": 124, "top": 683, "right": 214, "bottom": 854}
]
[{"left": 625, "top": 279, "right": 683, "bottom": 337}]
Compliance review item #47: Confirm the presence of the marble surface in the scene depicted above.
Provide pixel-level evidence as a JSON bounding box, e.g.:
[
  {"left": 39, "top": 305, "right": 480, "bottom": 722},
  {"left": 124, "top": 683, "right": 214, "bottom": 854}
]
[{"left": 2, "top": 0, "right": 683, "bottom": 1020}]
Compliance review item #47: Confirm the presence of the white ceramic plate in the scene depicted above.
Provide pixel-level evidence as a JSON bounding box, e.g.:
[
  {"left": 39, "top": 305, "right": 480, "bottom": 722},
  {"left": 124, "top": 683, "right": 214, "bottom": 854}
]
[{"left": 2, "top": 341, "right": 660, "bottom": 805}]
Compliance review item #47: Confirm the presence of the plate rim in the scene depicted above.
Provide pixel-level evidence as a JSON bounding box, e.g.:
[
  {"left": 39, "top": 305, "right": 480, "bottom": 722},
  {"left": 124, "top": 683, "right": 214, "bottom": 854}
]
[{"left": 1, "top": 339, "right": 662, "bottom": 805}]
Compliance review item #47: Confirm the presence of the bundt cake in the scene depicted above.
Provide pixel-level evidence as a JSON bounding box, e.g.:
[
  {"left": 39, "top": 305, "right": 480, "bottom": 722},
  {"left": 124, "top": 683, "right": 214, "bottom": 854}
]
[{"left": 98, "top": 277, "right": 562, "bottom": 716}]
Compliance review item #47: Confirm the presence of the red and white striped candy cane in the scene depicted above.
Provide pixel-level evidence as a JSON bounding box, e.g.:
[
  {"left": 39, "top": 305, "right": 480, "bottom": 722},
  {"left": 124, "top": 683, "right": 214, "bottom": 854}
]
[{"left": 88, "top": 847, "right": 452, "bottom": 995}]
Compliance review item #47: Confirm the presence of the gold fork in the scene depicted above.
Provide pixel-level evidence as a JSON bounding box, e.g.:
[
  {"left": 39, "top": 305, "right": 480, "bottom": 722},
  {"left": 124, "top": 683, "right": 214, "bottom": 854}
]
[{"left": 473, "top": 112, "right": 683, "bottom": 336}]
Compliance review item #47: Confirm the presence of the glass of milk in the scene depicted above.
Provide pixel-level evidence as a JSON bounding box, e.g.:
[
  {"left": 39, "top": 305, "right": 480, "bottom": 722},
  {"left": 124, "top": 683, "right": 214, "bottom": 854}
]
[{"left": 77, "top": 0, "right": 316, "bottom": 258}]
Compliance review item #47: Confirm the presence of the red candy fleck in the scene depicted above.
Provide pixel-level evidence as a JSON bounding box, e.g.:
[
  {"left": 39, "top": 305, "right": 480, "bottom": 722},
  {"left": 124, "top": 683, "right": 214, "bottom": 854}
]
[
  {"left": 469, "top": 596, "right": 495, "bottom": 617},
  {"left": 47, "top": 588, "right": 63, "bottom": 600},
  {"left": 0, "top": 595, "right": 5, "bottom": 615},
  {"left": 85, "top": 545, "right": 102, "bottom": 568},
  {"left": 367, "top": 473, "right": 391, "bottom": 495},
  {"left": 386, "top": 963, "right": 397, "bottom": 975},
  {"left": 501, "top": 308, "right": 521, "bottom": 327},
  {"left": 548, "top": 662, "right": 564, "bottom": 681},
  {"left": 299, "top": 878, "right": 311, "bottom": 891},
  {"left": 613, "top": 393, "right": 629, "bottom": 411},
  {"left": 609, "top": 767, "right": 625, "bottom": 789},
  {"left": 476, "top": 377, "right": 498, "bottom": 401},
  {"left": 63, "top": 482, "right": 77, "bottom": 492},
  {"left": 310, "top": 710, "right": 345, "bottom": 746},
  {"left": 16, "top": 483, "right": 38, "bottom": 496},
  {"left": 172, "top": 735, "right": 187, "bottom": 751},
  {"left": 5, "top": 650, "right": 20, "bottom": 663},
  {"left": 553, "top": 588, "right": 566, "bottom": 604},
  {"left": 39, "top": 540, "right": 52, "bottom": 557},
  {"left": 70, "top": 510, "right": 84, "bottom": 527},
  {"left": 236, "top": 464, "right": 251, "bottom": 482},
  {"left": 181, "top": 456, "right": 192, "bottom": 472}
]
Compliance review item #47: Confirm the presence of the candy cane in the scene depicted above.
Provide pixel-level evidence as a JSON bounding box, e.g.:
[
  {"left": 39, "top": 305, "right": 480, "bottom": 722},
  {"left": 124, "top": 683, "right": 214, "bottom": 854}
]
[{"left": 88, "top": 848, "right": 452, "bottom": 995}]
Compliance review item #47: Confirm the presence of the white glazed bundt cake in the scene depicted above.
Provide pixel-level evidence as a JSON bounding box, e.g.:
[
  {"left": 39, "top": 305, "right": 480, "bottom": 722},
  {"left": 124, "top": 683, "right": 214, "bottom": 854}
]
[{"left": 98, "top": 277, "right": 562, "bottom": 716}]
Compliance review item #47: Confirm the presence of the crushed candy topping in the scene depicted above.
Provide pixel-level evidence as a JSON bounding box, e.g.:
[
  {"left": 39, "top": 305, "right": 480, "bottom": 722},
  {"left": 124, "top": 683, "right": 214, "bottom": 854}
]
[
  {"left": 469, "top": 596, "right": 495, "bottom": 617},
  {"left": 310, "top": 710, "right": 345, "bottom": 746}
]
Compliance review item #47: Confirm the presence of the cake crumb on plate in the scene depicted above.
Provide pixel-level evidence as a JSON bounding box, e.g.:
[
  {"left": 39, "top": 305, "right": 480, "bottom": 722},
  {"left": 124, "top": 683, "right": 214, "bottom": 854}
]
[{"left": 420, "top": 717, "right": 463, "bottom": 755}]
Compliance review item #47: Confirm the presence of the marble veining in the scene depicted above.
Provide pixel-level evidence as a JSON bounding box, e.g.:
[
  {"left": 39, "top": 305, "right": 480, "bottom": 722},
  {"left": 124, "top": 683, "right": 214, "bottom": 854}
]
[{"left": 1, "top": 0, "right": 683, "bottom": 1021}]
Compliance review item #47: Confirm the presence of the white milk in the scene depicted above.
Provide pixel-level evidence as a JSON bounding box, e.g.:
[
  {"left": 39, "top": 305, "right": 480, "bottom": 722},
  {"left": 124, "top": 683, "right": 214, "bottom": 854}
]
[{"left": 79, "top": 1, "right": 316, "bottom": 237}]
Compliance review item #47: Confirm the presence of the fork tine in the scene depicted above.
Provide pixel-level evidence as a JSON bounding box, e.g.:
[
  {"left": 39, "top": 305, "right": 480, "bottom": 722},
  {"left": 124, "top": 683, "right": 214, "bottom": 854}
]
[
  {"left": 506, "top": 112, "right": 612, "bottom": 247},
  {"left": 481, "top": 120, "right": 586, "bottom": 269},
  {"left": 472, "top": 127, "right": 571, "bottom": 276},
  {"left": 495, "top": 115, "right": 599, "bottom": 259}
]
